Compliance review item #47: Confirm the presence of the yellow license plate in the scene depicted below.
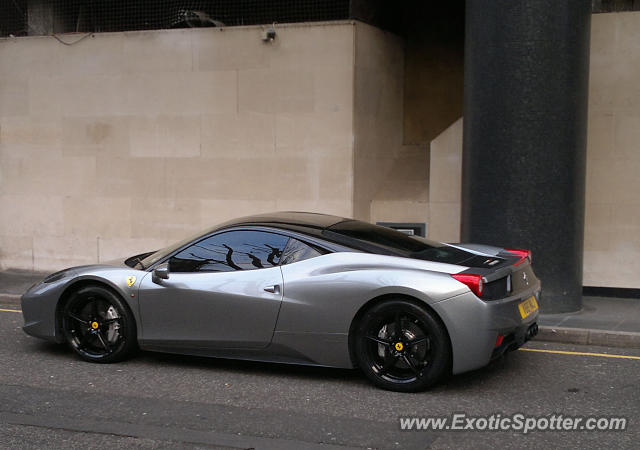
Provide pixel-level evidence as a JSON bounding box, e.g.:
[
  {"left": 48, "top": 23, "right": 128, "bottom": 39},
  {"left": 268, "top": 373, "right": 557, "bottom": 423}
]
[{"left": 518, "top": 296, "right": 539, "bottom": 319}]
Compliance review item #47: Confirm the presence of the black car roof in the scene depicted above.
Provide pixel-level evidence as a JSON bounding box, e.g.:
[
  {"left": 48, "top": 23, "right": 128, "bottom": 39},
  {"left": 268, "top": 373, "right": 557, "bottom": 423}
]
[
  {"left": 214, "top": 212, "right": 461, "bottom": 261},
  {"left": 216, "top": 211, "right": 350, "bottom": 237}
]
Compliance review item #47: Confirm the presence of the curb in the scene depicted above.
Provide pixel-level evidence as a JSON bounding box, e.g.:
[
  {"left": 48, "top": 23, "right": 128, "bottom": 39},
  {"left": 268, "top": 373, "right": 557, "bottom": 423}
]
[
  {"left": 537, "top": 325, "right": 640, "bottom": 349},
  {"left": 0, "top": 294, "right": 21, "bottom": 306}
]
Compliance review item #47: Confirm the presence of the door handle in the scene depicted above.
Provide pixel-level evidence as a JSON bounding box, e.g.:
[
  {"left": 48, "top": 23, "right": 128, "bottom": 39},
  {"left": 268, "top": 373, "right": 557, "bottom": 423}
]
[{"left": 264, "top": 284, "right": 280, "bottom": 294}]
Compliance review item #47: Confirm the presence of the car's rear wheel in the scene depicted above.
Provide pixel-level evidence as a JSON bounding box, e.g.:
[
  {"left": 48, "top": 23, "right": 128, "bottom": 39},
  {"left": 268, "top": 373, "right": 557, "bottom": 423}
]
[
  {"left": 353, "top": 299, "right": 451, "bottom": 392},
  {"left": 61, "top": 285, "right": 136, "bottom": 363}
]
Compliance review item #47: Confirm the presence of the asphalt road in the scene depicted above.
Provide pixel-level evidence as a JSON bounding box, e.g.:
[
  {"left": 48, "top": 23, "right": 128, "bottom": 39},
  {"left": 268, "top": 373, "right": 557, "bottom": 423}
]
[{"left": 1, "top": 306, "right": 638, "bottom": 449}]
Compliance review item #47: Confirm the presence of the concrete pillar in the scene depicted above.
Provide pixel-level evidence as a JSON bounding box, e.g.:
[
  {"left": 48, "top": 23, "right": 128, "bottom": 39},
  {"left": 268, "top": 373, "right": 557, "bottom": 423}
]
[{"left": 461, "top": 0, "right": 591, "bottom": 313}]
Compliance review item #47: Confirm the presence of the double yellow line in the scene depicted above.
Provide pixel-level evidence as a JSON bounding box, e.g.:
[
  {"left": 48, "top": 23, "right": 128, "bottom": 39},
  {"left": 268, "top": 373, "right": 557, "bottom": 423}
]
[
  {"left": 519, "top": 347, "right": 640, "bottom": 360},
  {"left": 0, "top": 308, "right": 21, "bottom": 313}
]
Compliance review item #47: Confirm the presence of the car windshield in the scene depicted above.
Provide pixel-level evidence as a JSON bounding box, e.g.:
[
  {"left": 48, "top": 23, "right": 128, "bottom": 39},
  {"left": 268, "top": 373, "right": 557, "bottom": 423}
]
[
  {"left": 137, "top": 228, "right": 214, "bottom": 269},
  {"left": 324, "top": 220, "right": 475, "bottom": 265}
]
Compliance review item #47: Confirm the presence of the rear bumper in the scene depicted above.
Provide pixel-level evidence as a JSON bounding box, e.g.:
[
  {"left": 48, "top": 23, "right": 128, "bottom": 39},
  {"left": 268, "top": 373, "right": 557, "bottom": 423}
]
[
  {"left": 430, "top": 282, "right": 541, "bottom": 375},
  {"left": 490, "top": 322, "right": 538, "bottom": 360}
]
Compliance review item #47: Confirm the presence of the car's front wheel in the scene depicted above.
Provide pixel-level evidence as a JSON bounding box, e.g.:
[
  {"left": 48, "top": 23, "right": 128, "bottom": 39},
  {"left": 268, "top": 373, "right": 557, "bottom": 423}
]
[
  {"left": 353, "top": 299, "right": 451, "bottom": 392},
  {"left": 61, "top": 285, "right": 137, "bottom": 363}
]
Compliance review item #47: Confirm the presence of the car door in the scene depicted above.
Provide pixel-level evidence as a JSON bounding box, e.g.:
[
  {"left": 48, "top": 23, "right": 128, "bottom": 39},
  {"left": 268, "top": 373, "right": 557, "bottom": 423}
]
[{"left": 138, "top": 230, "right": 289, "bottom": 350}]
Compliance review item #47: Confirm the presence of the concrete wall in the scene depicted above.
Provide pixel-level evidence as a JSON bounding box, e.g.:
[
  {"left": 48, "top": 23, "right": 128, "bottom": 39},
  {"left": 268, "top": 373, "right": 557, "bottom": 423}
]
[
  {"left": 428, "top": 118, "right": 462, "bottom": 243},
  {"left": 6, "top": 13, "right": 636, "bottom": 289},
  {"left": 353, "top": 23, "right": 430, "bottom": 225},
  {"left": 584, "top": 12, "right": 640, "bottom": 288},
  {"left": 403, "top": 2, "right": 464, "bottom": 146},
  {"left": 0, "top": 23, "right": 356, "bottom": 271}
]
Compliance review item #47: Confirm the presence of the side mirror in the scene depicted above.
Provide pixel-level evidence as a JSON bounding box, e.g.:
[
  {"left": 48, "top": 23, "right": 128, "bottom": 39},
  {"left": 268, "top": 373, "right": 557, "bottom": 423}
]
[{"left": 152, "top": 263, "right": 170, "bottom": 284}]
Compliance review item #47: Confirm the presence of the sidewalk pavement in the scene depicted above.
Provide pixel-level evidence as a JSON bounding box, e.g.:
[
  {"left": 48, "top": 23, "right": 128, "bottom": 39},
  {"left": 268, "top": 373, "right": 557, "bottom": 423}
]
[
  {"left": 1, "top": 270, "right": 639, "bottom": 348},
  {"left": 537, "top": 296, "right": 640, "bottom": 349},
  {"left": 0, "top": 270, "right": 46, "bottom": 304}
]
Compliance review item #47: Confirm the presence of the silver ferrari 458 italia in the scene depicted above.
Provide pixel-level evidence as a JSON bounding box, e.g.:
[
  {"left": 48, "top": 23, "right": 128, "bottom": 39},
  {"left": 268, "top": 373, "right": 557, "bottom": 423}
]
[{"left": 22, "top": 212, "right": 540, "bottom": 392}]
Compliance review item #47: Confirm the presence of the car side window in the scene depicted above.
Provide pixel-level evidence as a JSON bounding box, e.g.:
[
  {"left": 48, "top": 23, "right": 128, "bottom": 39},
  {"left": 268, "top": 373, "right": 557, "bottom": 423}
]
[
  {"left": 169, "top": 230, "right": 289, "bottom": 273},
  {"left": 280, "top": 238, "right": 326, "bottom": 265}
]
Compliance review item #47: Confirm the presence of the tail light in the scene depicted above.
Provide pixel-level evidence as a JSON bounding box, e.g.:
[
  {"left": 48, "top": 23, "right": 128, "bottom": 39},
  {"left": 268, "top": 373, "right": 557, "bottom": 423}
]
[
  {"left": 506, "top": 248, "right": 531, "bottom": 266},
  {"left": 451, "top": 273, "right": 484, "bottom": 297}
]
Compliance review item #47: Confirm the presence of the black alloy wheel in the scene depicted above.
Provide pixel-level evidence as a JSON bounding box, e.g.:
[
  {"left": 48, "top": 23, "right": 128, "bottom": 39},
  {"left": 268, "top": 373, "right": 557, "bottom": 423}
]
[
  {"left": 61, "top": 285, "right": 137, "bottom": 363},
  {"left": 354, "top": 299, "right": 450, "bottom": 392}
]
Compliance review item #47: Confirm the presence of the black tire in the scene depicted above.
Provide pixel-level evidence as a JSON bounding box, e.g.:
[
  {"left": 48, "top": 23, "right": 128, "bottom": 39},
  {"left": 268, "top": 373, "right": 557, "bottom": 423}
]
[
  {"left": 61, "top": 285, "right": 137, "bottom": 363},
  {"left": 353, "top": 299, "right": 451, "bottom": 392}
]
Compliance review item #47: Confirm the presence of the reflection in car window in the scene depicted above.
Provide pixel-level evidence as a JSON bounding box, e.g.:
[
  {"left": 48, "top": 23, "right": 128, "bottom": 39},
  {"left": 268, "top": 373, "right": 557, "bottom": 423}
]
[
  {"left": 280, "top": 238, "right": 325, "bottom": 265},
  {"left": 169, "top": 231, "right": 289, "bottom": 273}
]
